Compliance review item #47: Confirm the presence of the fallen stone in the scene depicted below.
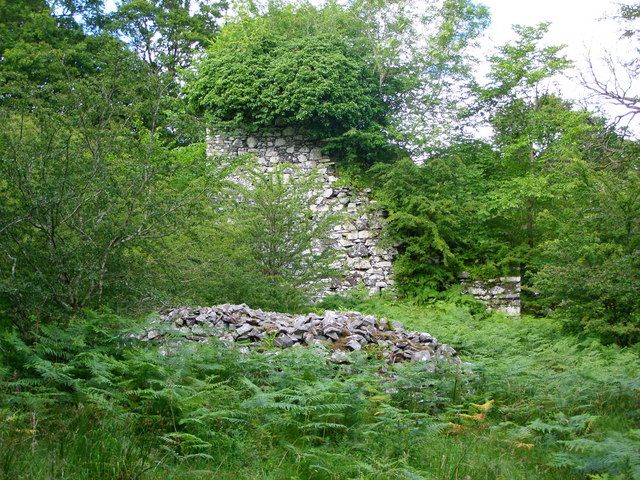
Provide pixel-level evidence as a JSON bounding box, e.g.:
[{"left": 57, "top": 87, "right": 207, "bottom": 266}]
[
  {"left": 274, "top": 334, "right": 297, "bottom": 348},
  {"left": 149, "top": 305, "right": 458, "bottom": 366}
]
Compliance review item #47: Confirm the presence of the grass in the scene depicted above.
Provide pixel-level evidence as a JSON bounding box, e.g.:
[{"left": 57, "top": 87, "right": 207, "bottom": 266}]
[{"left": 1, "top": 295, "right": 639, "bottom": 479}]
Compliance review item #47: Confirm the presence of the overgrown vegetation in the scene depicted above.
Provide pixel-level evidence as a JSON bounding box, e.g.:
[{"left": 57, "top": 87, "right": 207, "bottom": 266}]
[
  {"left": 1, "top": 0, "right": 640, "bottom": 478},
  {"left": 1, "top": 296, "right": 638, "bottom": 479},
  {"left": 166, "top": 162, "right": 343, "bottom": 312},
  {"left": 188, "top": 0, "right": 489, "bottom": 166},
  {"left": 369, "top": 23, "right": 640, "bottom": 343}
]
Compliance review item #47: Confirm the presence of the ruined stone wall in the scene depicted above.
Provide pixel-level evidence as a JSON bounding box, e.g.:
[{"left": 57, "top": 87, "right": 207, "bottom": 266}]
[
  {"left": 207, "top": 127, "right": 396, "bottom": 294},
  {"left": 460, "top": 274, "right": 521, "bottom": 315}
]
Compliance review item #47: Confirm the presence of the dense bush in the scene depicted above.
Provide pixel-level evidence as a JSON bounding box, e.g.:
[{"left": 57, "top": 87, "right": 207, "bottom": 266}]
[
  {"left": 188, "top": 5, "right": 385, "bottom": 134},
  {"left": 0, "top": 10, "right": 214, "bottom": 328},
  {"left": 369, "top": 143, "right": 507, "bottom": 296},
  {"left": 535, "top": 240, "right": 640, "bottom": 345},
  {"left": 533, "top": 163, "right": 640, "bottom": 345},
  {"left": 190, "top": 31, "right": 385, "bottom": 138},
  {"left": 163, "top": 163, "right": 343, "bottom": 312}
]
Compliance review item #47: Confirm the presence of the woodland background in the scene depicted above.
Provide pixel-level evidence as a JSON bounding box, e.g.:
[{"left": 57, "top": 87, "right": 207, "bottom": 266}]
[{"left": 0, "top": 1, "right": 639, "bottom": 478}]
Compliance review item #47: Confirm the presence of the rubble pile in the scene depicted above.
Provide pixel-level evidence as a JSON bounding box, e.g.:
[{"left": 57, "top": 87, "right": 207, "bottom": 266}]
[{"left": 144, "top": 304, "right": 458, "bottom": 364}]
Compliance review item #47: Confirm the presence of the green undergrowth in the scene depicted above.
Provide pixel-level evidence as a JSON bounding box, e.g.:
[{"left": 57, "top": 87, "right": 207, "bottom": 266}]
[
  {"left": 319, "top": 292, "right": 640, "bottom": 479},
  {"left": 1, "top": 296, "right": 639, "bottom": 479}
]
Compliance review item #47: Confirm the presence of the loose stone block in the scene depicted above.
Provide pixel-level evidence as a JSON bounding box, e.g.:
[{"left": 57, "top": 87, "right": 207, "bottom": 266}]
[{"left": 148, "top": 305, "right": 458, "bottom": 366}]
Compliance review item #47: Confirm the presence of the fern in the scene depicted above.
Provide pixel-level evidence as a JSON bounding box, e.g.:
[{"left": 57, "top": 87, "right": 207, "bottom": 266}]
[{"left": 551, "top": 430, "right": 640, "bottom": 479}]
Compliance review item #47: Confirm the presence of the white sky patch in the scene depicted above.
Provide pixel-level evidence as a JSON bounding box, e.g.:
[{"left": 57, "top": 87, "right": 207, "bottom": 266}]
[{"left": 480, "top": 0, "right": 620, "bottom": 51}]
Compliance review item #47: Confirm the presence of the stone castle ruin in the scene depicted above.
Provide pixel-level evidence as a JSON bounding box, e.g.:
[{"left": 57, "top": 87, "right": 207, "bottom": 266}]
[
  {"left": 208, "top": 127, "right": 522, "bottom": 314},
  {"left": 207, "top": 127, "right": 396, "bottom": 295},
  {"left": 460, "top": 274, "right": 521, "bottom": 316}
]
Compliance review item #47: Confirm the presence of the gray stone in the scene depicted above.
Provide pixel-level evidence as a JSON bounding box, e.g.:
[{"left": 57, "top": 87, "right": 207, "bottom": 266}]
[
  {"left": 348, "top": 243, "right": 369, "bottom": 258},
  {"left": 461, "top": 276, "right": 521, "bottom": 315},
  {"left": 151, "top": 305, "right": 457, "bottom": 366},
  {"left": 419, "top": 332, "right": 435, "bottom": 343},
  {"left": 330, "top": 350, "right": 351, "bottom": 364},
  {"left": 146, "top": 330, "right": 161, "bottom": 340},
  {"left": 345, "top": 339, "right": 362, "bottom": 351},
  {"left": 274, "top": 334, "right": 297, "bottom": 348},
  {"left": 235, "top": 323, "right": 253, "bottom": 336},
  {"left": 309, "top": 147, "right": 322, "bottom": 160},
  {"left": 411, "top": 350, "right": 429, "bottom": 361},
  {"left": 353, "top": 258, "right": 371, "bottom": 270}
]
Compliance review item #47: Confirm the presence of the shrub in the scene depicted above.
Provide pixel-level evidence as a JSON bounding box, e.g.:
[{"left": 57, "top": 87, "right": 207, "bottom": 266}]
[
  {"left": 188, "top": 5, "right": 386, "bottom": 140},
  {"left": 166, "top": 162, "right": 343, "bottom": 312},
  {"left": 535, "top": 241, "right": 640, "bottom": 345}
]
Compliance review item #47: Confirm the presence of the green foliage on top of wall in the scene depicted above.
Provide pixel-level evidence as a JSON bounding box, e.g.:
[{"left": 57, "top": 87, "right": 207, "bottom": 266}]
[
  {"left": 188, "top": 5, "right": 382, "bottom": 133},
  {"left": 188, "top": 0, "right": 490, "bottom": 167}
]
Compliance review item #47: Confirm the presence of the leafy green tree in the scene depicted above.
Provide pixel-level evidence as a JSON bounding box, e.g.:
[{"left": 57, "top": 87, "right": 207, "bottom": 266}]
[
  {"left": 358, "top": 0, "right": 490, "bottom": 150},
  {"left": 188, "top": 0, "right": 489, "bottom": 166},
  {"left": 0, "top": 78, "right": 212, "bottom": 329},
  {"left": 48, "top": 0, "right": 106, "bottom": 28},
  {"left": 467, "top": 22, "right": 640, "bottom": 335},
  {"left": 370, "top": 141, "right": 501, "bottom": 297},
  {"left": 106, "top": 0, "right": 227, "bottom": 78},
  {"left": 166, "top": 163, "right": 342, "bottom": 311},
  {"left": 481, "top": 23, "right": 571, "bottom": 102},
  {"left": 533, "top": 141, "right": 640, "bottom": 345},
  {"left": 0, "top": 0, "right": 97, "bottom": 111},
  {"left": 188, "top": 5, "right": 385, "bottom": 134},
  {"left": 0, "top": 1, "right": 216, "bottom": 330},
  {"left": 101, "top": 0, "right": 228, "bottom": 146},
  {"left": 480, "top": 25, "right": 596, "bottom": 267}
]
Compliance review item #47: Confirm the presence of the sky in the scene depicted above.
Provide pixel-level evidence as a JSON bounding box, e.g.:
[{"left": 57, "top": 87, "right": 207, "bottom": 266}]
[{"left": 480, "top": 0, "right": 620, "bottom": 52}]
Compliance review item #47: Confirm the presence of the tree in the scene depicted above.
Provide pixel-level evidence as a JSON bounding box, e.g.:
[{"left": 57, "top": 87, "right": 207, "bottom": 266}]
[
  {"left": 469, "top": 23, "right": 640, "bottom": 333},
  {"left": 106, "top": 0, "right": 227, "bottom": 78},
  {"left": 188, "top": 0, "right": 489, "bottom": 166},
  {"left": 533, "top": 151, "right": 640, "bottom": 345},
  {"left": 0, "top": 1, "right": 215, "bottom": 330},
  {"left": 369, "top": 137, "right": 521, "bottom": 298},
  {"left": 229, "top": 165, "right": 342, "bottom": 306},
  {"left": 165, "top": 163, "right": 342, "bottom": 311},
  {"left": 47, "top": 0, "right": 106, "bottom": 29},
  {"left": 188, "top": 4, "right": 386, "bottom": 135},
  {"left": 358, "top": 0, "right": 490, "bottom": 150},
  {"left": 480, "top": 24, "right": 592, "bottom": 262}
]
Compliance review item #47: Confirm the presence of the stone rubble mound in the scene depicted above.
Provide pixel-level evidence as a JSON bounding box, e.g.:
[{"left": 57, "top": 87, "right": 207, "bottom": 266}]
[{"left": 145, "top": 304, "right": 458, "bottom": 364}]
